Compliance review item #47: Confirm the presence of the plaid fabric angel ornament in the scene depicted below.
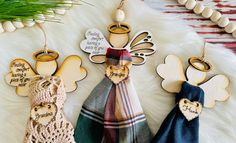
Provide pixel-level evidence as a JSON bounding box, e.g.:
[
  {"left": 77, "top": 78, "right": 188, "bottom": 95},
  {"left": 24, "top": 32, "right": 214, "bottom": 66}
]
[
  {"left": 153, "top": 45, "right": 230, "bottom": 143},
  {"left": 74, "top": 1, "right": 157, "bottom": 142}
]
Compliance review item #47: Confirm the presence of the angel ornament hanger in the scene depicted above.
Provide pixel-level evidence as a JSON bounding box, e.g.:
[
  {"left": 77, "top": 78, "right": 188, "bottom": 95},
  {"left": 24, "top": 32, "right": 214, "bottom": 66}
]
[
  {"left": 74, "top": 0, "right": 157, "bottom": 143},
  {"left": 5, "top": 25, "right": 87, "bottom": 96},
  {"left": 153, "top": 43, "right": 230, "bottom": 143},
  {"left": 5, "top": 25, "right": 87, "bottom": 143}
]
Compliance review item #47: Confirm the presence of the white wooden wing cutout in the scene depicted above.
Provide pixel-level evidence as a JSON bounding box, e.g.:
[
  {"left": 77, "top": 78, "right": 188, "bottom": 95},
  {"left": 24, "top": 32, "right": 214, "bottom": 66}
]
[
  {"left": 157, "top": 54, "right": 230, "bottom": 108},
  {"left": 55, "top": 55, "right": 87, "bottom": 92},
  {"left": 199, "top": 75, "right": 230, "bottom": 108},
  {"left": 5, "top": 55, "right": 87, "bottom": 96},
  {"left": 125, "top": 31, "right": 157, "bottom": 65},
  {"left": 80, "top": 28, "right": 111, "bottom": 63},
  {"left": 5, "top": 59, "right": 37, "bottom": 96},
  {"left": 156, "top": 55, "right": 186, "bottom": 93}
]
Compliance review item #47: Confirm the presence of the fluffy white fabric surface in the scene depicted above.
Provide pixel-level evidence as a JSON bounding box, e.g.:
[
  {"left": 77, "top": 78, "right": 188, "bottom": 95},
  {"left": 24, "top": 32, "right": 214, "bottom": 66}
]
[{"left": 0, "top": 0, "right": 235, "bottom": 142}]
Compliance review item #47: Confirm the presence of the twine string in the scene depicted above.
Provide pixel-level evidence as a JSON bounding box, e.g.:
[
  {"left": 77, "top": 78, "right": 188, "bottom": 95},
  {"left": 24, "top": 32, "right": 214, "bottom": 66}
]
[
  {"left": 118, "top": 0, "right": 125, "bottom": 9},
  {"left": 202, "top": 41, "right": 207, "bottom": 61},
  {"left": 37, "top": 24, "right": 48, "bottom": 54}
]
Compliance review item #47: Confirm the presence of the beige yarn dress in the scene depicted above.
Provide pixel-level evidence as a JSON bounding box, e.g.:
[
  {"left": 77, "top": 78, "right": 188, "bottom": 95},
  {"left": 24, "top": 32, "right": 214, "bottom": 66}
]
[{"left": 24, "top": 76, "right": 75, "bottom": 143}]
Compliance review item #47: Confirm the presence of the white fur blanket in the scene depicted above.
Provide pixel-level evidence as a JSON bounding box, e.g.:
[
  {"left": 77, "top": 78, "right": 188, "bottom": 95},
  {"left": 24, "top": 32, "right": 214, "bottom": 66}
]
[{"left": 0, "top": 0, "right": 235, "bottom": 142}]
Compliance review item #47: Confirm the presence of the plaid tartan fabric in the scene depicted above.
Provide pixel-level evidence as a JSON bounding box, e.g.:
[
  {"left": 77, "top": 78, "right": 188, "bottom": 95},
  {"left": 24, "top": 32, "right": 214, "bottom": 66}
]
[
  {"left": 74, "top": 48, "right": 152, "bottom": 143},
  {"left": 105, "top": 48, "right": 132, "bottom": 67}
]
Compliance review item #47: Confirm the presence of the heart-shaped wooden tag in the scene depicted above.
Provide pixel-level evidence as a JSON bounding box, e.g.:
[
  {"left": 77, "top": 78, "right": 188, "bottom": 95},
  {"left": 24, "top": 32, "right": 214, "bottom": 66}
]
[
  {"left": 179, "top": 98, "right": 202, "bottom": 121},
  {"left": 30, "top": 103, "right": 57, "bottom": 126},
  {"left": 105, "top": 65, "right": 129, "bottom": 84}
]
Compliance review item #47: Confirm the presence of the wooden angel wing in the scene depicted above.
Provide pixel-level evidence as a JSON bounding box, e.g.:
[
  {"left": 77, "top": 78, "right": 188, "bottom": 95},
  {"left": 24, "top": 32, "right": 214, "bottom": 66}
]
[
  {"left": 80, "top": 28, "right": 111, "bottom": 64},
  {"left": 54, "top": 55, "right": 87, "bottom": 92},
  {"left": 5, "top": 59, "right": 37, "bottom": 96},
  {"left": 156, "top": 55, "right": 186, "bottom": 93},
  {"left": 199, "top": 75, "right": 230, "bottom": 108},
  {"left": 125, "top": 31, "right": 157, "bottom": 65}
]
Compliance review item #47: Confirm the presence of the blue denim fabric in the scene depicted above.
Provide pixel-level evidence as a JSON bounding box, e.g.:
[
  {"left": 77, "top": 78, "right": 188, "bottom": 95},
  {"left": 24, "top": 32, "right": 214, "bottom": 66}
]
[{"left": 152, "top": 82, "right": 204, "bottom": 143}]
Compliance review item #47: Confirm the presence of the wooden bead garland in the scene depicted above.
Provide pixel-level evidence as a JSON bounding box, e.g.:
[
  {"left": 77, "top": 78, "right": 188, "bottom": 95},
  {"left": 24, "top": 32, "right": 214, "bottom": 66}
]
[
  {"left": 210, "top": 11, "right": 221, "bottom": 23},
  {"left": 12, "top": 20, "right": 25, "bottom": 29},
  {"left": 0, "top": 23, "right": 4, "bottom": 33},
  {"left": 178, "top": 0, "right": 188, "bottom": 5},
  {"left": 3, "top": 21, "right": 16, "bottom": 32},
  {"left": 24, "top": 19, "right": 36, "bottom": 27},
  {"left": 193, "top": 3, "right": 205, "bottom": 14},
  {"left": 185, "top": 0, "right": 196, "bottom": 10},
  {"left": 218, "top": 17, "right": 229, "bottom": 28},
  {"left": 202, "top": 7, "right": 213, "bottom": 18},
  {"left": 225, "top": 23, "right": 236, "bottom": 34},
  {"left": 233, "top": 31, "right": 236, "bottom": 38},
  {"left": 177, "top": 0, "right": 236, "bottom": 38}
]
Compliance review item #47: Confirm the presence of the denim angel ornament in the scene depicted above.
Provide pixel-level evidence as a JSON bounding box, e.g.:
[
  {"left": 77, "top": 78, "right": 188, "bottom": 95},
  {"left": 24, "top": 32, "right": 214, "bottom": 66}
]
[
  {"left": 5, "top": 25, "right": 87, "bottom": 143},
  {"left": 74, "top": 0, "right": 157, "bottom": 142},
  {"left": 153, "top": 43, "right": 230, "bottom": 143}
]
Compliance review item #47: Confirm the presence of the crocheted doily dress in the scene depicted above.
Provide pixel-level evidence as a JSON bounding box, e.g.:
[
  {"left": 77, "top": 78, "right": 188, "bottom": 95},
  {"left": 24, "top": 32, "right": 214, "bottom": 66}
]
[{"left": 24, "top": 76, "right": 75, "bottom": 143}]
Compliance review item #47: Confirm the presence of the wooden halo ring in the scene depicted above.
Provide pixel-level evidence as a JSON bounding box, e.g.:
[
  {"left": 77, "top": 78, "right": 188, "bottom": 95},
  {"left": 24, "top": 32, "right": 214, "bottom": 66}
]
[
  {"left": 108, "top": 23, "right": 131, "bottom": 34},
  {"left": 189, "top": 57, "right": 212, "bottom": 72},
  {"left": 33, "top": 50, "right": 59, "bottom": 62}
]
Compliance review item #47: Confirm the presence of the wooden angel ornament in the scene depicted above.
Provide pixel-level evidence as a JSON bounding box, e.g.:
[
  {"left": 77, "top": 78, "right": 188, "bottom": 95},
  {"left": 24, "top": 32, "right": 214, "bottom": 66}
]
[
  {"left": 5, "top": 50, "right": 87, "bottom": 96},
  {"left": 153, "top": 48, "right": 230, "bottom": 143},
  {"left": 74, "top": 1, "right": 157, "bottom": 143},
  {"left": 5, "top": 25, "right": 87, "bottom": 143}
]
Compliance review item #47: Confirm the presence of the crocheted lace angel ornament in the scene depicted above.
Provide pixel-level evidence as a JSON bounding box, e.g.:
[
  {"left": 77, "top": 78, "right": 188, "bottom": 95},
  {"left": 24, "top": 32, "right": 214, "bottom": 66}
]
[
  {"left": 24, "top": 76, "right": 75, "bottom": 143},
  {"left": 5, "top": 25, "right": 87, "bottom": 143}
]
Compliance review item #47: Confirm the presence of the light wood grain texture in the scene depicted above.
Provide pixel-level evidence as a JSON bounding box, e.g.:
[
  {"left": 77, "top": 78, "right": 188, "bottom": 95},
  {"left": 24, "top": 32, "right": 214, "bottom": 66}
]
[
  {"left": 35, "top": 60, "right": 58, "bottom": 76},
  {"left": 179, "top": 98, "right": 202, "bottom": 121},
  {"left": 30, "top": 103, "right": 57, "bottom": 126},
  {"left": 80, "top": 28, "right": 157, "bottom": 65},
  {"left": 5, "top": 59, "right": 37, "bottom": 96},
  {"left": 105, "top": 65, "right": 129, "bottom": 84},
  {"left": 6, "top": 54, "right": 87, "bottom": 96},
  {"left": 55, "top": 55, "right": 87, "bottom": 92},
  {"left": 156, "top": 54, "right": 230, "bottom": 108},
  {"left": 156, "top": 55, "right": 186, "bottom": 93}
]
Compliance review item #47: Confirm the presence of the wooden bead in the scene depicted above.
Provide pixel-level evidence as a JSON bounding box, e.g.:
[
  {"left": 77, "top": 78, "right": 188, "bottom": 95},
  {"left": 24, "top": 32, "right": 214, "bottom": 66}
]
[
  {"left": 185, "top": 0, "right": 197, "bottom": 10},
  {"left": 210, "top": 11, "right": 221, "bottom": 23},
  {"left": 44, "top": 9, "right": 55, "bottom": 19},
  {"left": 115, "top": 9, "right": 125, "bottom": 23},
  {"left": 0, "top": 23, "right": 4, "bottom": 33},
  {"left": 193, "top": 3, "right": 205, "bottom": 14},
  {"left": 24, "top": 19, "right": 35, "bottom": 27},
  {"left": 218, "top": 17, "right": 229, "bottom": 27},
  {"left": 54, "top": 8, "right": 66, "bottom": 15},
  {"left": 35, "top": 14, "right": 45, "bottom": 23},
  {"left": 225, "top": 23, "right": 236, "bottom": 33},
  {"left": 64, "top": 0, "right": 73, "bottom": 7},
  {"left": 12, "top": 19, "right": 24, "bottom": 29},
  {"left": 3, "top": 21, "right": 16, "bottom": 32},
  {"left": 178, "top": 0, "right": 188, "bottom": 5},
  {"left": 202, "top": 7, "right": 213, "bottom": 18},
  {"left": 233, "top": 30, "right": 236, "bottom": 38}
]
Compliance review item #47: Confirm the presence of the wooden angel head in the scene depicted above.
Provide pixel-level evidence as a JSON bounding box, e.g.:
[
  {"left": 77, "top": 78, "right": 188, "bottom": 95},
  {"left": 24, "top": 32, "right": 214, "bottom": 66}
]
[
  {"left": 108, "top": 23, "right": 131, "bottom": 48},
  {"left": 157, "top": 55, "right": 230, "bottom": 108},
  {"left": 33, "top": 50, "right": 59, "bottom": 76},
  {"left": 5, "top": 50, "right": 87, "bottom": 96},
  {"left": 80, "top": 0, "right": 157, "bottom": 65},
  {"left": 80, "top": 26, "right": 157, "bottom": 65}
]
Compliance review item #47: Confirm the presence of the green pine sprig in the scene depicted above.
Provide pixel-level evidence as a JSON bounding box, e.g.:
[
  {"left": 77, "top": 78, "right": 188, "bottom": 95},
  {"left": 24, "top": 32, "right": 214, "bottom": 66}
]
[{"left": 0, "top": 0, "right": 71, "bottom": 22}]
